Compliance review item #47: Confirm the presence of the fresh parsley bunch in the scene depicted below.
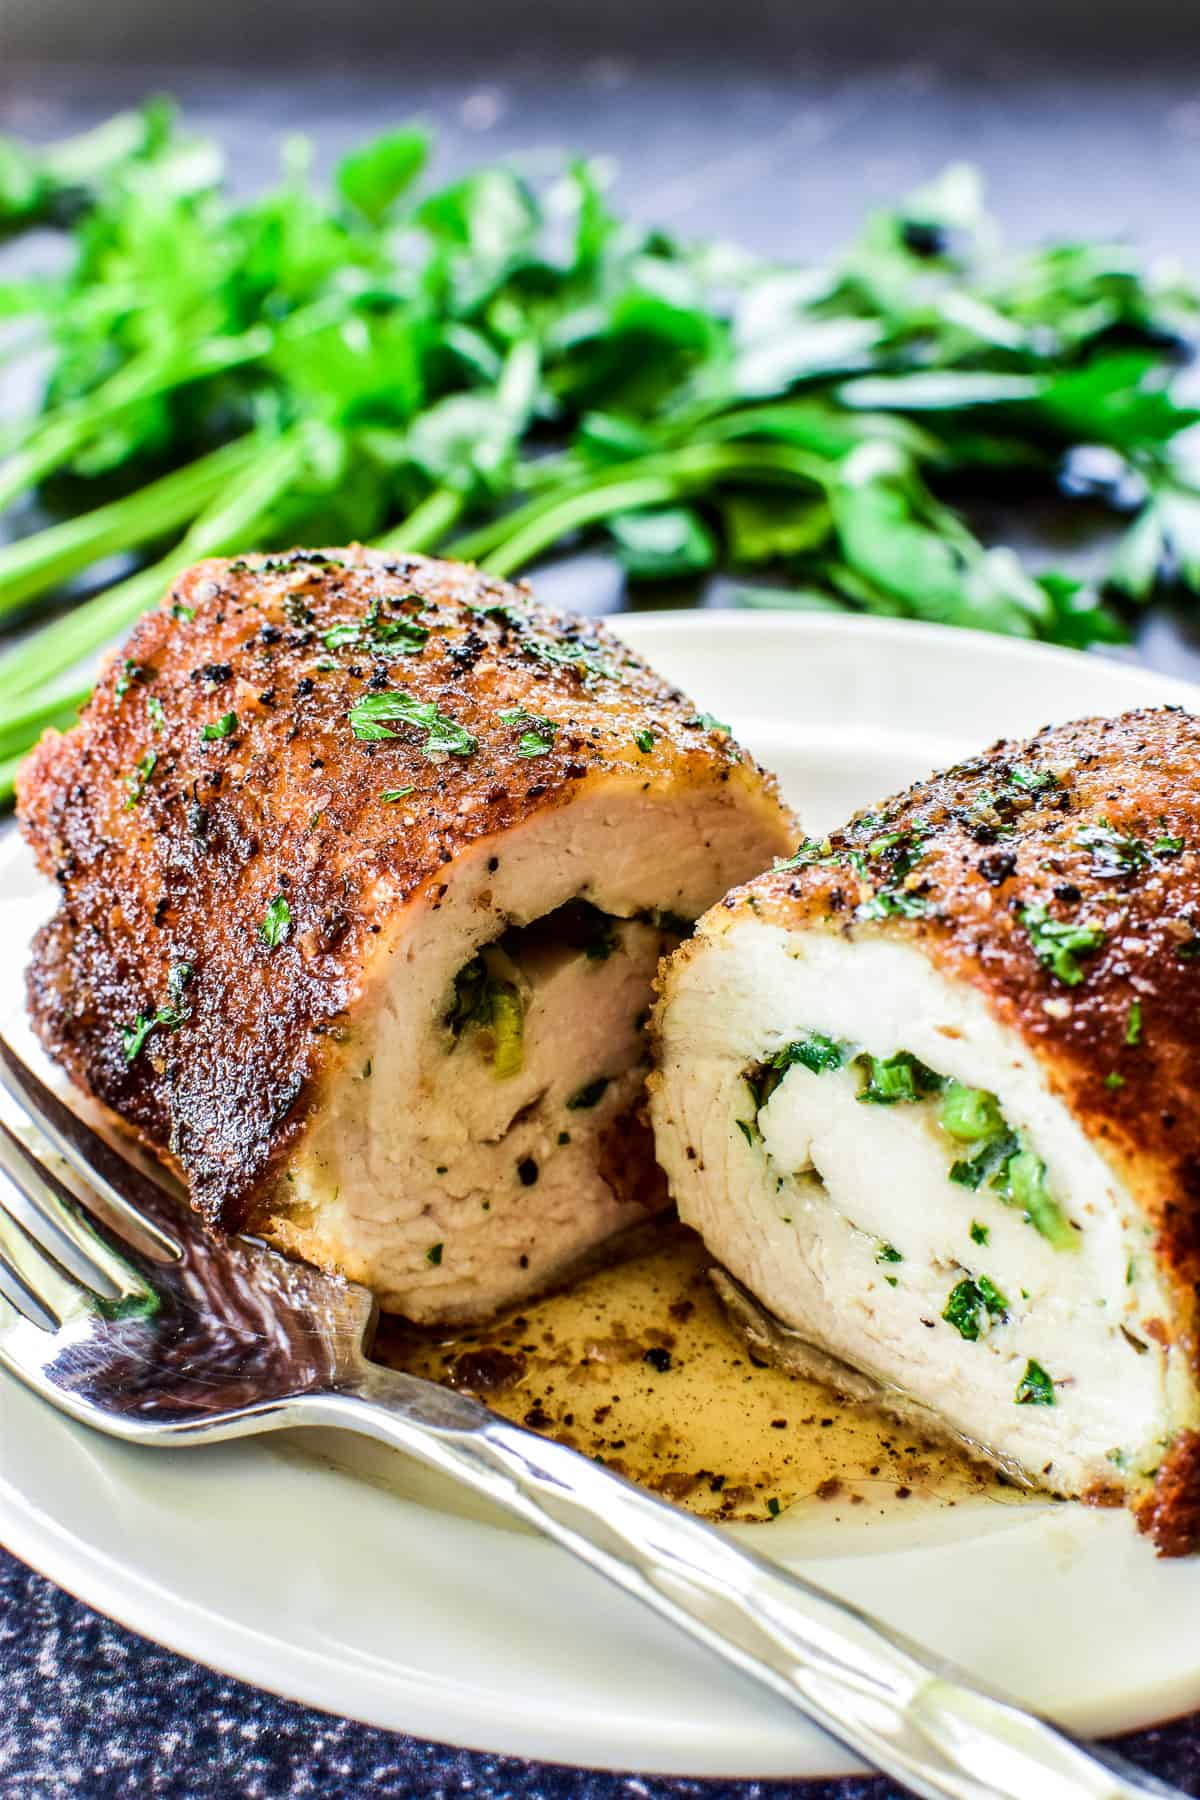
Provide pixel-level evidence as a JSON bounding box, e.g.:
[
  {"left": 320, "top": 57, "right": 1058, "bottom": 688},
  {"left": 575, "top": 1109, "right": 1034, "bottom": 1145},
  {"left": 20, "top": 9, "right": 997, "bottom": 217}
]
[{"left": 2, "top": 111, "right": 1199, "bottom": 801}]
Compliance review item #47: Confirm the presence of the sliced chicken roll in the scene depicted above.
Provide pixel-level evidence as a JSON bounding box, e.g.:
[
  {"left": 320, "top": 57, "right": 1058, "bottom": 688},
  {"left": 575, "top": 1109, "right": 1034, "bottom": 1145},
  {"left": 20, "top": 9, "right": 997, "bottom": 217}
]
[
  {"left": 651, "top": 708, "right": 1200, "bottom": 1552},
  {"left": 18, "top": 548, "right": 793, "bottom": 1323}
]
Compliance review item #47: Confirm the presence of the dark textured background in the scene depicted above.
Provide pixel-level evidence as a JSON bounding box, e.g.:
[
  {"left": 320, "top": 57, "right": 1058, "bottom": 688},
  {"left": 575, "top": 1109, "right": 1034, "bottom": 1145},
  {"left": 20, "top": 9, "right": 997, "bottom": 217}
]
[{"left": 5, "top": 14, "right": 1200, "bottom": 1795}]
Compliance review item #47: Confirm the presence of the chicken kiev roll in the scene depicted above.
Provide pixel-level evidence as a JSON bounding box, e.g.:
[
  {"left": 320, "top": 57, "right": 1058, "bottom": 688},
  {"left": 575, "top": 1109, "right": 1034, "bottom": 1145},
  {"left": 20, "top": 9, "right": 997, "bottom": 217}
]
[
  {"left": 18, "top": 549, "right": 792, "bottom": 1324},
  {"left": 651, "top": 707, "right": 1200, "bottom": 1552}
]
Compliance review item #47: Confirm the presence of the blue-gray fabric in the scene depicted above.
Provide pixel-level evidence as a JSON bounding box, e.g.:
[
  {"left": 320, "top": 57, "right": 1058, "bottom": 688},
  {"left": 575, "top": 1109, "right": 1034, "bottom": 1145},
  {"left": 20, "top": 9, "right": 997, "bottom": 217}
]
[{"left": 1, "top": 1548, "right": 1196, "bottom": 1799}]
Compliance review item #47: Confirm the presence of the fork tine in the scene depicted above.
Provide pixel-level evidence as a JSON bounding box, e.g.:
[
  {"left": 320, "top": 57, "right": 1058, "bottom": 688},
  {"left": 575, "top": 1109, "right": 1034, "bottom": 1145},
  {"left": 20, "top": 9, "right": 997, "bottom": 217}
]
[
  {"left": 0, "top": 1038, "right": 182, "bottom": 1265},
  {"left": 0, "top": 1117, "right": 124, "bottom": 1301},
  {"left": 0, "top": 1255, "right": 59, "bottom": 1332},
  {"left": 0, "top": 1206, "right": 67, "bottom": 1332}
]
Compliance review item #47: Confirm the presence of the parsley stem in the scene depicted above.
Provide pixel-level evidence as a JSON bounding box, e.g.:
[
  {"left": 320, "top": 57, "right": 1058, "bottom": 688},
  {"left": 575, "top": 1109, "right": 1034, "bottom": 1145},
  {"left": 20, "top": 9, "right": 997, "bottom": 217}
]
[
  {"left": 477, "top": 442, "right": 833, "bottom": 578},
  {"left": 1, "top": 428, "right": 306, "bottom": 699},
  {"left": 0, "top": 681, "right": 91, "bottom": 763},
  {"left": 0, "top": 329, "right": 272, "bottom": 514},
  {"left": 374, "top": 484, "right": 464, "bottom": 554},
  {"left": 0, "top": 435, "right": 258, "bottom": 621}
]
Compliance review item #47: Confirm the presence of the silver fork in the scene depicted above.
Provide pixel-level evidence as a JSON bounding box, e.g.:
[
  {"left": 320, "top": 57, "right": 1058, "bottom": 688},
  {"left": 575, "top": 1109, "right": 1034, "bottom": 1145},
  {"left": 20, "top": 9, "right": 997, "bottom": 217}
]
[{"left": 0, "top": 1035, "right": 1184, "bottom": 1800}]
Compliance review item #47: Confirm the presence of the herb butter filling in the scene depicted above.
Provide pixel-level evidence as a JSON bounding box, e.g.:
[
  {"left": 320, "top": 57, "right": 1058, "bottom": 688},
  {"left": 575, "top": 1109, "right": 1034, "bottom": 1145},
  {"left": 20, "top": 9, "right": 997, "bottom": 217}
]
[{"left": 744, "top": 1034, "right": 1080, "bottom": 1254}]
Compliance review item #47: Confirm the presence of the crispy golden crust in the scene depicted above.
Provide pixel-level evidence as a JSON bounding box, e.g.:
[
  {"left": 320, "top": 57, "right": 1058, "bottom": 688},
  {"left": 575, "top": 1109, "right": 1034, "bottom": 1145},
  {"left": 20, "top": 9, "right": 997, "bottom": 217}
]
[
  {"left": 713, "top": 705, "right": 1200, "bottom": 1551},
  {"left": 18, "top": 548, "right": 783, "bottom": 1235}
]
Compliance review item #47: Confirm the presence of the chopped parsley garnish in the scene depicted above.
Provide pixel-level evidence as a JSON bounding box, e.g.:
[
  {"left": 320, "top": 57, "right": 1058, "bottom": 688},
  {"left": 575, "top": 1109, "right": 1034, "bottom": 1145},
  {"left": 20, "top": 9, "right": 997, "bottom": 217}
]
[
  {"left": 114, "top": 659, "right": 144, "bottom": 701},
  {"left": 147, "top": 695, "right": 166, "bottom": 732},
  {"left": 201, "top": 710, "right": 238, "bottom": 741},
  {"left": 259, "top": 894, "right": 292, "bottom": 948},
  {"left": 735, "top": 1118, "right": 758, "bottom": 1147},
  {"left": 123, "top": 750, "right": 157, "bottom": 809},
  {"left": 323, "top": 623, "right": 361, "bottom": 649},
  {"left": 349, "top": 690, "right": 476, "bottom": 756},
  {"left": 324, "top": 603, "right": 429, "bottom": 658},
  {"left": 1019, "top": 900, "right": 1105, "bottom": 985},
  {"left": 498, "top": 705, "right": 558, "bottom": 758},
  {"left": 876, "top": 1242, "right": 903, "bottom": 1264},
  {"left": 766, "top": 1496, "right": 781, "bottom": 1518},
  {"left": 867, "top": 826, "right": 927, "bottom": 881},
  {"left": 774, "top": 837, "right": 834, "bottom": 873},
  {"left": 856, "top": 1050, "right": 942, "bottom": 1105},
  {"left": 1152, "top": 827, "right": 1185, "bottom": 856},
  {"left": 1125, "top": 1000, "right": 1142, "bottom": 1046},
  {"left": 523, "top": 633, "right": 614, "bottom": 683},
  {"left": 381, "top": 785, "right": 415, "bottom": 802},
  {"left": 1014, "top": 1359, "right": 1055, "bottom": 1406},
  {"left": 1076, "top": 820, "right": 1149, "bottom": 877},
  {"left": 687, "top": 712, "right": 731, "bottom": 735},
  {"left": 855, "top": 889, "right": 929, "bottom": 921},
  {"left": 426, "top": 1242, "right": 444, "bottom": 1267},
  {"left": 567, "top": 1077, "right": 610, "bottom": 1110},
  {"left": 171, "top": 602, "right": 195, "bottom": 622},
  {"left": 635, "top": 729, "right": 655, "bottom": 753},
  {"left": 121, "top": 961, "right": 193, "bottom": 1063},
  {"left": 942, "top": 1275, "right": 1008, "bottom": 1341},
  {"left": 1006, "top": 765, "right": 1059, "bottom": 795},
  {"left": 1104, "top": 1071, "right": 1125, "bottom": 1090},
  {"left": 969, "top": 1221, "right": 989, "bottom": 1245}
]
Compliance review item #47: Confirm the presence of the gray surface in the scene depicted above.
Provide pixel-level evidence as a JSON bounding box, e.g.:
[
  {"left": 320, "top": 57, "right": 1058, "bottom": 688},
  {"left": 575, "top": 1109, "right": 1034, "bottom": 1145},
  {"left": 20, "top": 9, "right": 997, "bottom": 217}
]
[{"left": 4, "top": 41, "right": 1200, "bottom": 1799}]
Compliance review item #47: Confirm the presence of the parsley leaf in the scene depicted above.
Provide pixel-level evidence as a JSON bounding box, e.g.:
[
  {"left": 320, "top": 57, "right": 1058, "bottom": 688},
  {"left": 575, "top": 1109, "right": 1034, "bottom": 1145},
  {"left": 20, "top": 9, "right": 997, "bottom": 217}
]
[
  {"left": 350, "top": 691, "right": 476, "bottom": 757},
  {"left": 1019, "top": 901, "right": 1105, "bottom": 985},
  {"left": 1015, "top": 1359, "right": 1055, "bottom": 1406},
  {"left": 259, "top": 894, "right": 292, "bottom": 948}
]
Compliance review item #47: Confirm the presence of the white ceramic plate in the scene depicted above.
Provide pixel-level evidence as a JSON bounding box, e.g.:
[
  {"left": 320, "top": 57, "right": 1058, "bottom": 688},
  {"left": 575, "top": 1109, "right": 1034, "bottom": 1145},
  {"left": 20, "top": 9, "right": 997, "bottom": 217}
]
[{"left": 4, "top": 611, "right": 1200, "bottom": 1780}]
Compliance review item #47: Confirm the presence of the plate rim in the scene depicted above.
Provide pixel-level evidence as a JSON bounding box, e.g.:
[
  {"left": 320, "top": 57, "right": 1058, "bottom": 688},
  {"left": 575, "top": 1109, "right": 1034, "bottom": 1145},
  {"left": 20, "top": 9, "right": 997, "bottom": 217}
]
[{"left": 3, "top": 607, "right": 1200, "bottom": 1779}]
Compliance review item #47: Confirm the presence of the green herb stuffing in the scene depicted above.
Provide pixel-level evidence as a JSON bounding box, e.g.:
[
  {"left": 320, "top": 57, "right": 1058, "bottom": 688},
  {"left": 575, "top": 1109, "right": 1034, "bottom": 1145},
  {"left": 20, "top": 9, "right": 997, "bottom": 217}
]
[
  {"left": 942, "top": 1274, "right": 1008, "bottom": 1341},
  {"left": 939, "top": 1081, "right": 1005, "bottom": 1142},
  {"left": 876, "top": 1242, "right": 904, "bottom": 1264},
  {"left": 856, "top": 1050, "right": 943, "bottom": 1105},
  {"left": 446, "top": 954, "right": 524, "bottom": 1078},
  {"left": 568, "top": 1077, "right": 610, "bottom": 1110},
  {"left": 1015, "top": 1359, "right": 1055, "bottom": 1405},
  {"left": 745, "top": 1033, "right": 851, "bottom": 1111}
]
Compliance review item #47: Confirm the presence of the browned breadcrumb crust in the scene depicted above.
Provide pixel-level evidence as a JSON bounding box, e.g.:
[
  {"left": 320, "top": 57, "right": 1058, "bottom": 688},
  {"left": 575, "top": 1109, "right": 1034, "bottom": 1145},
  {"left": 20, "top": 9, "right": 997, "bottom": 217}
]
[
  {"left": 1136, "top": 1428, "right": 1200, "bottom": 1554},
  {"left": 17, "top": 547, "right": 784, "bottom": 1238},
  {"left": 713, "top": 705, "right": 1200, "bottom": 1552}
]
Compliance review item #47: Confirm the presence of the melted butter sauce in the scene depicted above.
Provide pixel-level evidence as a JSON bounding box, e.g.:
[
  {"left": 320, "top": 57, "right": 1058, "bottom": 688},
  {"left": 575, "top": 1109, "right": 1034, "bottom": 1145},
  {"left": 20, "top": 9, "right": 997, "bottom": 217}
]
[{"left": 375, "top": 1218, "right": 1027, "bottom": 1525}]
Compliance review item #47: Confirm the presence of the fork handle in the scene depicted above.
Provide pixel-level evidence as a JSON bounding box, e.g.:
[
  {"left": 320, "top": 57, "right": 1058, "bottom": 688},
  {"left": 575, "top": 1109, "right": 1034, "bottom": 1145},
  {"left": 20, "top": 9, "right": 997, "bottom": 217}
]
[{"left": 314, "top": 1366, "right": 1179, "bottom": 1800}]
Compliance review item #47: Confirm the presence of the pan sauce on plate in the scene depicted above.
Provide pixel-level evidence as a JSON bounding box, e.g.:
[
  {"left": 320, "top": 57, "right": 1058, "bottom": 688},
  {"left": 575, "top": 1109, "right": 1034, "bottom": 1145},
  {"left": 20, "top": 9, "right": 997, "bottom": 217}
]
[{"left": 377, "top": 1217, "right": 1025, "bottom": 1524}]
